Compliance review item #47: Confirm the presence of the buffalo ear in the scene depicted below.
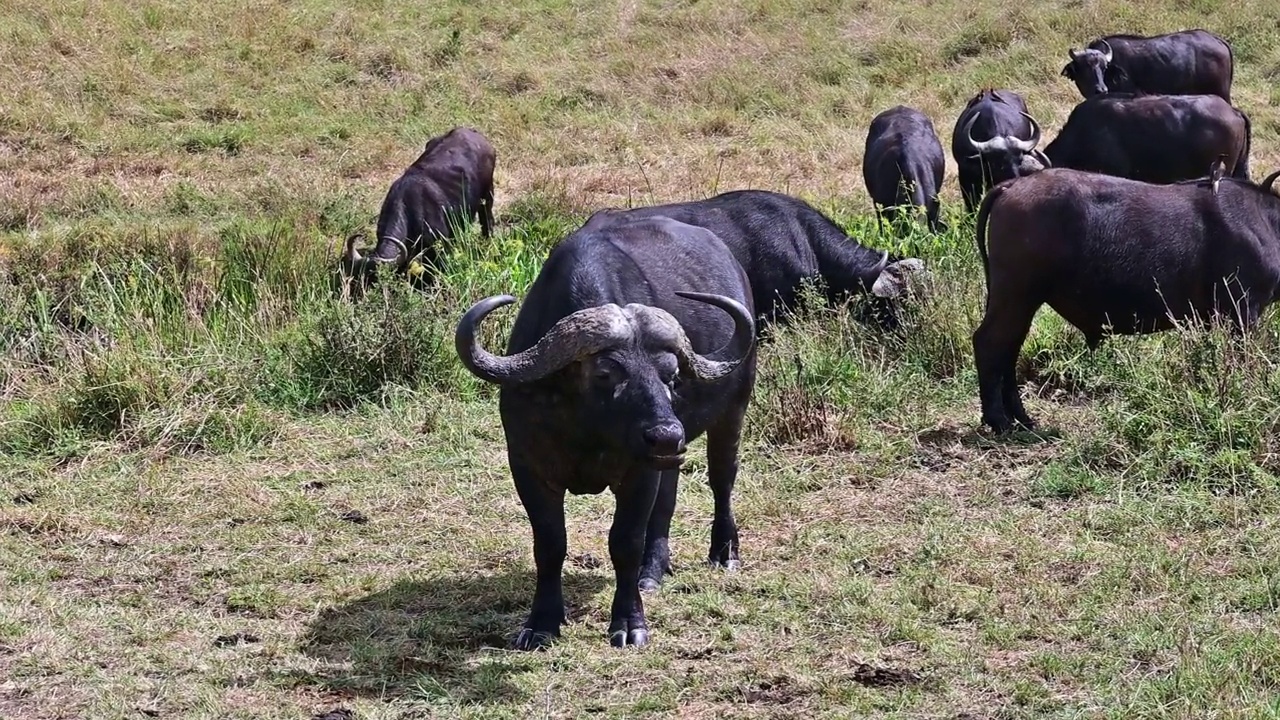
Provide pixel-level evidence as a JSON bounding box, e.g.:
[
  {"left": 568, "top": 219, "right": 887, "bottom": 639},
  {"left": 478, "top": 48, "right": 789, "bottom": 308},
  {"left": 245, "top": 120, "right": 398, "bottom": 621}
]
[
  {"left": 1104, "top": 64, "right": 1128, "bottom": 89},
  {"left": 1060, "top": 62, "right": 1074, "bottom": 79},
  {"left": 871, "top": 258, "right": 929, "bottom": 298}
]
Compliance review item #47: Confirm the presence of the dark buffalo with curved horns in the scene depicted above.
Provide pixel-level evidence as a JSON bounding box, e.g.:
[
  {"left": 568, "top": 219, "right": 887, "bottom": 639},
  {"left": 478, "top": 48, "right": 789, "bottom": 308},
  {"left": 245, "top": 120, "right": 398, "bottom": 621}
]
[
  {"left": 951, "top": 89, "right": 1048, "bottom": 213},
  {"left": 1060, "top": 29, "right": 1233, "bottom": 102},
  {"left": 863, "top": 105, "right": 947, "bottom": 233},
  {"left": 584, "top": 190, "right": 927, "bottom": 330},
  {"left": 1044, "top": 93, "right": 1251, "bottom": 184},
  {"left": 341, "top": 126, "right": 495, "bottom": 293},
  {"left": 972, "top": 168, "right": 1280, "bottom": 434},
  {"left": 457, "top": 214, "right": 757, "bottom": 649}
]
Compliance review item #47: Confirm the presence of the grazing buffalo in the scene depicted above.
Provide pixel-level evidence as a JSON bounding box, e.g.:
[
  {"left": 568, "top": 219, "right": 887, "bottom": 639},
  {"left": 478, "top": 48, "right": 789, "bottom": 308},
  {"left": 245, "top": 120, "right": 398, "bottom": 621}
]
[
  {"left": 586, "top": 190, "right": 927, "bottom": 329},
  {"left": 456, "top": 215, "right": 757, "bottom": 649},
  {"left": 863, "top": 106, "right": 947, "bottom": 233},
  {"left": 972, "top": 168, "right": 1280, "bottom": 434},
  {"left": 951, "top": 89, "right": 1048, "bottom": 213},
  {"left": 1043, "top": 93, "right": 1251, "bottom": 183},
  {"left": 1060, "top": 29, "right": 1233, "bottom": 102},
  {"left": 341, "top": 127, "right": 495, "bottom": 292}
]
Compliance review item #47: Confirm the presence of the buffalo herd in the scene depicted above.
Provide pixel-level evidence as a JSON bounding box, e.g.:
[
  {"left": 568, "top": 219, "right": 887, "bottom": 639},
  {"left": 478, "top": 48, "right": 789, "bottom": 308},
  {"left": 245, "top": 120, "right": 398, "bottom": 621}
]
[{"left": 336, "top": 28, "right": 1280, "bottom": 648}]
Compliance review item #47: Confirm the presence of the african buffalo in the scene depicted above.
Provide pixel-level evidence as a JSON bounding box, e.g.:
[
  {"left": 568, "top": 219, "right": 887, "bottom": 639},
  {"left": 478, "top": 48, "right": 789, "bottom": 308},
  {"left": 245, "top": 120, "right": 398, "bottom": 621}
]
[
  {"left": 972, "top": 168, "right": 1280, "bottom": 434},
  {"left": 863, "top": 106, "right": 947, "bottom": 233},
  {"left": 1060, "top": 29, "right": 1233, "bottom": 102},
  {"left": 456, "top": 215, "right": 757, "bottom": 649},
  {"left": 341, "top": 127, "right": 495, "bottom": 292},
  {"left": 951, "top": 89, "right": 1048, "bottom": 213},
  {"left": 585, "top": 190, "right": 927, "bottom": 329},
  {"left": 1043, "top": 93, "right": 1251, "bottom": 183}
]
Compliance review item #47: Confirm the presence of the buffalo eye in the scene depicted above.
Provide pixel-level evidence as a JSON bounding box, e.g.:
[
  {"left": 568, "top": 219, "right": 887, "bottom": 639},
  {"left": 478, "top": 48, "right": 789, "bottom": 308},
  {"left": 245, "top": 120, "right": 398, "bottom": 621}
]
[{"left": 587, "top": 357, "right": 625, "bottom": 388}]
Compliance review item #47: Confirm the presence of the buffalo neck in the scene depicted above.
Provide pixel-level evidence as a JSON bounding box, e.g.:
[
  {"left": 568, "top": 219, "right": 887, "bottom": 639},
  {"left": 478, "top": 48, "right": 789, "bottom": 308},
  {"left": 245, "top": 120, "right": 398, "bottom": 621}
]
[{"left": 809, "top": 228, "right": 886, "bottom": 295}]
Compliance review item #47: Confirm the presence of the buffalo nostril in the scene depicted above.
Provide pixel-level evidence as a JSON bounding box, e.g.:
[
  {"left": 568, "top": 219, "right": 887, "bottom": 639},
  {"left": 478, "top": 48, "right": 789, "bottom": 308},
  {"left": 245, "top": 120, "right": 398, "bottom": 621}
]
[{"left": 642, "top": 423, "right": 685, "bottom": 455}]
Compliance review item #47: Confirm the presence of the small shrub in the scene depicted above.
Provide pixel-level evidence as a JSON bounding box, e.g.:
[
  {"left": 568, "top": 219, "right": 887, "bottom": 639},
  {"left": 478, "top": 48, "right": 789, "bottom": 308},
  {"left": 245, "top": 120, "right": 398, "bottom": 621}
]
[{"left": 281, "top": 279, "right": 464, "bottom": 410}]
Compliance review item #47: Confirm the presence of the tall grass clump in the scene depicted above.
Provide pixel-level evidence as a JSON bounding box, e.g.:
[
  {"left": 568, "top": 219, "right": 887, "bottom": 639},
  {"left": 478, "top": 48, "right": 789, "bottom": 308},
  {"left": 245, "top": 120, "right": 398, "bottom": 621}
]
[
  {"left": 271, "top": 278, "right": 467, "bottom": 411},
  {"left": 1074, "top": 320, "right": 1280, "bottom": 493}
]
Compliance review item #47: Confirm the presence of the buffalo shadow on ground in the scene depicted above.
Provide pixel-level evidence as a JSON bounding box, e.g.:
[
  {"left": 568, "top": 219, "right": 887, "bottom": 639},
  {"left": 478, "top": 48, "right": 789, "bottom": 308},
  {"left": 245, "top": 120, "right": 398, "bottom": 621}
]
[{"left": 296, "top": 563, "right": 608, "bottom": 705}]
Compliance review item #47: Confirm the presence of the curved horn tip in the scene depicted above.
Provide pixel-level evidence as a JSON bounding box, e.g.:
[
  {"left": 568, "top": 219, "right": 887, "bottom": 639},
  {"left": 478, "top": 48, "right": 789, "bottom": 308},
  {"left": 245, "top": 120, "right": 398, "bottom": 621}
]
[
  {"left": 345, "top": 234, "right": 363, "bottom": 262},
  {"left": 1018, "top": 112, "right": 1043, "bottom": 151},
  {"left": 670, "top": 291, "right": 756, "bottom": 380},
  {"left": 455, "top": 294, "right": 517, "bottom": 330},
  {"left": 1099, "top": 39, "right": 1113, "bottom": 62},
  {"left": 454, "top": 294, "right": 519, "bottom": 383},
  {"left": 964, "top": 112, "right": 994, "bottom": 154},
  {"left": 1262, "top": 170, "right": 1280, "bottom": 194}
]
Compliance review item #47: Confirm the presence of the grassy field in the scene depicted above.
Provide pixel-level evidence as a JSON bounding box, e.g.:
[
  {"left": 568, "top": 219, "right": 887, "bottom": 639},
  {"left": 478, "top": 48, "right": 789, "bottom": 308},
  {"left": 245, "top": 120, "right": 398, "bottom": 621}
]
[{"left": 4, "top": 1, "right": 1280, "bottom": 718}]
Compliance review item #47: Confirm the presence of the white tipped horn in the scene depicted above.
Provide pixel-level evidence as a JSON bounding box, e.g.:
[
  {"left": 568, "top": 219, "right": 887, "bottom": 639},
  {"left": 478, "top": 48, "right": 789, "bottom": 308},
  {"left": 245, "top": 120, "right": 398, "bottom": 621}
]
[
  {"left": 965, "top": 113, "right": 998, "bottom": 155},
  {"left": 345, "top": 234, "right": 363, "bottom": 264}
]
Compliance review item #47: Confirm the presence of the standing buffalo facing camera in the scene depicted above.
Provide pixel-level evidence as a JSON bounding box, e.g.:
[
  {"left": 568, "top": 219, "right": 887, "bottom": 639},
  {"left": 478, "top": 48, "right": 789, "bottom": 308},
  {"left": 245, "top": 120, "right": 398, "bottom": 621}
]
[
  {"left": 1060, "top": 30, "right": 1233, "bottom": 101},
  {"left": 952, "top": 89, "right": 1048, "bottom": 213},
  {"left": 457, "top": 214, "right": 757, "bottom": 649}
]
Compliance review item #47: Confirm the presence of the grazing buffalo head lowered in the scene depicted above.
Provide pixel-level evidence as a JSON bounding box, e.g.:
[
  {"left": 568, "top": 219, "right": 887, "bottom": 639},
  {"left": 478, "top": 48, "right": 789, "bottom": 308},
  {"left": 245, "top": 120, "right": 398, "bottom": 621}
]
[
  {"left": 1061, "top": 41, "right": 1126, "bottom": 98},
  {"left": 338, "top": 233, "right": 416, "bottom": 297},
  {"left": 457, "top": 291, "right": 754, "bottom": 468}
]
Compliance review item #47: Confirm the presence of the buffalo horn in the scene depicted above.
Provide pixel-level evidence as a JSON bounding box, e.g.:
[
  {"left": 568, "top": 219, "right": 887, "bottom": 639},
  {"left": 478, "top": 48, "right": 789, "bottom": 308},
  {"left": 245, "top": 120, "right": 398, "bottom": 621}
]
[
  {"left": 1012, "top": 112, "right": 1042, "bottom": 153},
  {"left": 631, "top": 291, "right": 755, "bottom": 383},
  {"left": 964, "top": 113, "right": 997, "bottom": 155},
  {"left": 345, "top": 234, "right": 363, "bottom": 264},
  {"left": 1262, "top": 170, "right": 1280, "bottom": 196},
  {"left": 1099, "top": 39, "right": 1113, "bottom": 63},
  {"left": 456, "top": 297, "right": 636, "bottom": 385},
  {"left": 455, "top": 291, "right": 755, "bottom": 386}
]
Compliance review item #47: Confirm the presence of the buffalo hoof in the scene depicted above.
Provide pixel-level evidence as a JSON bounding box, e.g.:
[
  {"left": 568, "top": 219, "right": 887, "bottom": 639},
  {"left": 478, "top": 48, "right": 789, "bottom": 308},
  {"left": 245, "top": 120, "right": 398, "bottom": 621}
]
[
  {"left": 514, "top": 627, "right": 557, "bottom": 651},
  {"left": 608, "top": 621, "right": 649, "bottom": 648},
  {"left": 709, "top": 558, "right": 741, "bottom": 571},
  {"left": 638, "top": 560, "right": 672, "bottom": 594},
  {"left": 982, "top": 415, "right": 1012, "bottom": 435}
]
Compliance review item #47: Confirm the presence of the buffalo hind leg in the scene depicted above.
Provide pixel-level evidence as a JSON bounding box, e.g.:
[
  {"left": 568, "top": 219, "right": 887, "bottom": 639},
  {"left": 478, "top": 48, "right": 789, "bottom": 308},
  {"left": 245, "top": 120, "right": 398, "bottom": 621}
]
[
  {"left": 973, "top": 302, "right": 1038, "bottom": 433},
  {"left": 512, "top": 464, "right": 567, "bottom": 651},
  {"left": 607, "top": 470, "right": 662, "bottom": 648},
  {"left": 639, "top": 469, "right": 679, "bottom": 593}
]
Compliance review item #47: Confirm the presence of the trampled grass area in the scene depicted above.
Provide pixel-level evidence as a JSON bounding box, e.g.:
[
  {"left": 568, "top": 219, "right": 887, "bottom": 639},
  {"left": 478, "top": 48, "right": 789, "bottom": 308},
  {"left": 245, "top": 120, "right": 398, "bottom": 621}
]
[{"left": 4, "top": 1, "right": 1280, "bottom": 718}]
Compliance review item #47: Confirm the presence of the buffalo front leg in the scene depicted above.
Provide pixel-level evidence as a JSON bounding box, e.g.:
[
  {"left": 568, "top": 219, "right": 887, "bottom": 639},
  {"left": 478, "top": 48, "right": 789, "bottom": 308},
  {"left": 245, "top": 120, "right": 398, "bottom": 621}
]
[
  {"left": 608, "top": 471, "right": 662, "bottom": 647},
  {"left": 512, "top": 465, "right": 567, "bottom": 651},
  {"left": 639, "top": 468, "right": 679, "bottom": 593},
  {"left": 927, "top": 197, "right": 946, "bottom": 234}
]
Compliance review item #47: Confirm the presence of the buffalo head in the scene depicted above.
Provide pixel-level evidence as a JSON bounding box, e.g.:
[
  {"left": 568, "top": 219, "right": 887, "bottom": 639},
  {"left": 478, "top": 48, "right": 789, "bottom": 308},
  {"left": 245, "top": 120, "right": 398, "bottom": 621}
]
[
  {"left": 338, "top": 234, "right": 411, "bottom": 297},
  {"left": 457, "top": 292, "right": 755, "bottom": 469},
  {"left": 963, "top": 110, "right": 1049, "bottom": 184},
  {"left": 1061, "top": 41, "right": 1128, "bottom": 98}
]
